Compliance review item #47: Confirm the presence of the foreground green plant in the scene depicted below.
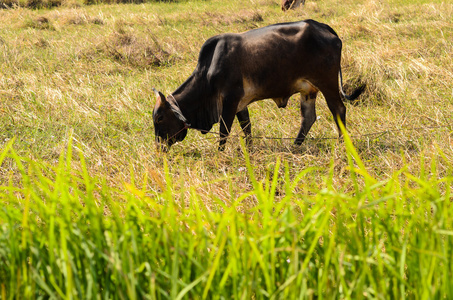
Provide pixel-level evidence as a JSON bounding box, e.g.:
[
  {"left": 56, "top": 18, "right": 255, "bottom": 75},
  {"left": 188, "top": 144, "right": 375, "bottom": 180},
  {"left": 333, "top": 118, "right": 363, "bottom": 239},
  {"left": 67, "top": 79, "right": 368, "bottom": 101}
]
[{"left": 0, "top": 136, "right": 452, "bottom": 299}]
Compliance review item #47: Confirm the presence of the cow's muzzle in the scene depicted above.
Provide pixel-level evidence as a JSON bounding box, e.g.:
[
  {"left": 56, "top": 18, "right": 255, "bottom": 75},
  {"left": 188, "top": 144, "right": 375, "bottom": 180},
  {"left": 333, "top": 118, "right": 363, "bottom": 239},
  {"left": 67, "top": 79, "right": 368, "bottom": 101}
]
[{"left": 155, "top": 137, "right": 171, "bottom": 152}]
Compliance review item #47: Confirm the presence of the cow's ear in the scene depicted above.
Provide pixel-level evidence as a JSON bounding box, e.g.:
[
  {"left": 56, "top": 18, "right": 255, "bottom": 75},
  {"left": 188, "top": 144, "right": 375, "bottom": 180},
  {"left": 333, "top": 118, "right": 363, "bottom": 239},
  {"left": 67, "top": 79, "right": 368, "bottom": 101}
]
[{"left": 152, "top": 88, "right": 167, "bottom": 104}]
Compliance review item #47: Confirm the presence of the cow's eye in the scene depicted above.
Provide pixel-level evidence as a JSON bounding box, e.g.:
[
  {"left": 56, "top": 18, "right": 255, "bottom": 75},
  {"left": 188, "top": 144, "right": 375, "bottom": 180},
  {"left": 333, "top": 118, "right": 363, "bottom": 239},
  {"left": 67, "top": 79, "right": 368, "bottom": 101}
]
[{"left": 155, "top": 115, "right": 164, "bottom": 124}]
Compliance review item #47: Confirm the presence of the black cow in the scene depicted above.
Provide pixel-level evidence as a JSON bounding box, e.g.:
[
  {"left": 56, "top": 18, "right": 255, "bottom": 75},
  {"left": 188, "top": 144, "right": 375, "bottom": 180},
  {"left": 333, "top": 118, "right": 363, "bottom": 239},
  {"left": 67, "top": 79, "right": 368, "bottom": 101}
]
[{"left": 153, "top": 19, "right": 365, "bottom": 151}]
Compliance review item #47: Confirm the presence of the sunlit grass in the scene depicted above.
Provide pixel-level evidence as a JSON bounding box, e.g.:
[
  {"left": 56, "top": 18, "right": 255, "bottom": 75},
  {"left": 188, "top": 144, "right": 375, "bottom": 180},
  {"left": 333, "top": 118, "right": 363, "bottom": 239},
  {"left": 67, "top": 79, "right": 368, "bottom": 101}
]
[
  {"left": 1, "top": 135, "right": 452, "bottom": 298},
  {"left": 1, "top": 0, "right": 453, "bottom": 298},
  {"left": 0, "top": 0, "right": 451, "bottom": 193}
]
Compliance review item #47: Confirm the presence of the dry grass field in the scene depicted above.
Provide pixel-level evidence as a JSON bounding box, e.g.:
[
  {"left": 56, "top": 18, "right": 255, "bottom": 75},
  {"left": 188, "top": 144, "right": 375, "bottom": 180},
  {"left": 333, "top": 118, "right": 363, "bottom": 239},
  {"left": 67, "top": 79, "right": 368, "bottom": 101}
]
[
  {"left": 1, "top": 0, "right": 452, "bottom": 201},
  {"left": 0, "top": 0, "right": 452, "bottom": 297}
]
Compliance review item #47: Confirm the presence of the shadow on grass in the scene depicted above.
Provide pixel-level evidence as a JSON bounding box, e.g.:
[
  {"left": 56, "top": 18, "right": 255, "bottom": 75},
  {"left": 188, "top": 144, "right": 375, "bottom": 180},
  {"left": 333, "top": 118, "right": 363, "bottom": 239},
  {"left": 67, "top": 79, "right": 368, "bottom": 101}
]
[{"left": 176, "top": 134, "right": 421, "bottom": 157}]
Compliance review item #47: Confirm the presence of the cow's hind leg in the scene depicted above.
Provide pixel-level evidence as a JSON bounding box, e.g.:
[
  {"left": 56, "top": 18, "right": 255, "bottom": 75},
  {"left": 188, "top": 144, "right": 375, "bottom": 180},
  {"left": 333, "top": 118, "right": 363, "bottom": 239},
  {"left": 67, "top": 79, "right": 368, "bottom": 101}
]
[
  {"left": 295, "top": 92, "right": 317, "bottom": 145},
  {"left": 322, "top": 88, "right": 346, "bottom": 138},
  {"left": 236, "top": 108, "right": 252, "bottom": 146}
]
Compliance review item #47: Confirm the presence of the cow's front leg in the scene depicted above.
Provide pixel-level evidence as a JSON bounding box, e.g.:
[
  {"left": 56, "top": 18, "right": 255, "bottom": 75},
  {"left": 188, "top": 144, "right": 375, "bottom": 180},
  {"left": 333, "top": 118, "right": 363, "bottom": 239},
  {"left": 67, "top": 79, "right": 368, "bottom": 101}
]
[
  {"left": 295, "top": 92, "right": 317, "bottom": 145},
  {"left": 219, "top": 104, "right": 237, "bottom": 151},
  {"left": 236, "top": 108, "right": 252, "bottom": 146}
]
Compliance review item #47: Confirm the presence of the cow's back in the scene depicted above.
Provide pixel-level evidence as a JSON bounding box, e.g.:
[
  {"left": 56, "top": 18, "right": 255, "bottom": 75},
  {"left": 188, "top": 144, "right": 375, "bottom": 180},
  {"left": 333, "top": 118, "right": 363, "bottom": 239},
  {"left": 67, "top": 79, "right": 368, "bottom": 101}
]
[{"left": 238, "top": 19, "right": 342, "bottom": 102}]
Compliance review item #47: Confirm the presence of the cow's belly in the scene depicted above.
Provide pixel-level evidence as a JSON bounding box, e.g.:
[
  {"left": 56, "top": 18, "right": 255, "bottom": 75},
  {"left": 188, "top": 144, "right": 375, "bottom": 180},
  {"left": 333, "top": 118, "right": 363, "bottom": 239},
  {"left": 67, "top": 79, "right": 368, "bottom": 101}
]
[
  {"left": 237, "top": 77, "right": 318, "bottom": 112},
  {"left": 237, "top": 98, "right": 254, "bottom": 112}
]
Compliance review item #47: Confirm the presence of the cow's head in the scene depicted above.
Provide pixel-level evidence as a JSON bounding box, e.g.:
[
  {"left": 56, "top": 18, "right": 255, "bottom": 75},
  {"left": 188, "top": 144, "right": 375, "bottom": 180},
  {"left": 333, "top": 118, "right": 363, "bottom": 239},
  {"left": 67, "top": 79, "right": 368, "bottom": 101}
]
[{"left": 152, "top": 89, "right": 188, "bottom": 151}]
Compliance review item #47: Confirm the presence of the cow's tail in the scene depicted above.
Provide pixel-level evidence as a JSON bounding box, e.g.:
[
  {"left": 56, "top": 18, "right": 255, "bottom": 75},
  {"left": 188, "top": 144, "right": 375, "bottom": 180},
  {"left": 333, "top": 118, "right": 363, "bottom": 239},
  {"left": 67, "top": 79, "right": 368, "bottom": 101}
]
[{"left": 338, "top": 69, "right": 366, "bottom": 101}]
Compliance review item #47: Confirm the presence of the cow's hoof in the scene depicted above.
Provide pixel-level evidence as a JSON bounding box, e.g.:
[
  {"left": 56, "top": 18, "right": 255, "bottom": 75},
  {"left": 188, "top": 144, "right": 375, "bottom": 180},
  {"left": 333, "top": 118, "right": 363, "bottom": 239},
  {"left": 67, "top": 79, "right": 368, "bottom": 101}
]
[{"left": 294, "top": 139, "right": 304, "bottom": 146}]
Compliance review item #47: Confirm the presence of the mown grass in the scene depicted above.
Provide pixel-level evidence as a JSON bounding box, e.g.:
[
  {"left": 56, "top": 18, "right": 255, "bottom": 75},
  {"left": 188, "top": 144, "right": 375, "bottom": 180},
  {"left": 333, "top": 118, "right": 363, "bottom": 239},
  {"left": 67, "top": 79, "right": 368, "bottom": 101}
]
[
  {"left": 1, "top": 0, "right": 453, "bottom": 297},
  {"left": 0, "top": 0, "right": 451, "bottom": 194}
]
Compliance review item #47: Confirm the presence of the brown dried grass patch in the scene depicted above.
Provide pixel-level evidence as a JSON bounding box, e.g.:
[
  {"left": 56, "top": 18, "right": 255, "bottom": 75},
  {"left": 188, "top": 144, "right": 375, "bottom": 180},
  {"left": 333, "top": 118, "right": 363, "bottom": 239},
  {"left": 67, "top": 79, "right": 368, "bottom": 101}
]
[
  {"left": 201, "top": 10, "right": 265, "bottom": 29},
  {"left": 23, "top": 15, "right": 56, "bottom": 30},
  {"left": 80, "top": 24, "right": 177, "bottom": 68},
  {"left": 61, "top": 11, "right": 104, "bottom": 25}
]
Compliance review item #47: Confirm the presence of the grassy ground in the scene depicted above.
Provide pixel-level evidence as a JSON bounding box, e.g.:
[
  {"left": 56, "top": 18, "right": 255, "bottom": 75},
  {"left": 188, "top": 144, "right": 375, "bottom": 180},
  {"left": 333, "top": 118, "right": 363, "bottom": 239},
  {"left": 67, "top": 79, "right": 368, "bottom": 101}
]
[
  {"left": 0, "top": 0, "right": 452, "bottom": 298},
  {"left": 0, "top": 0, "right": 452, "bottom": 197}
]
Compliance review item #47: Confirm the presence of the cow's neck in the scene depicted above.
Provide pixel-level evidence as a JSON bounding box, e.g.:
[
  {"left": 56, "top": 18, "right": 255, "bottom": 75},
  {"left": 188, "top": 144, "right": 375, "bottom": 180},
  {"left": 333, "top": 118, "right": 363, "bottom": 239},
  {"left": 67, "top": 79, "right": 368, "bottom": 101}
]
[{"left": 172, "top": 74, "right": 220, "bottom": 133}]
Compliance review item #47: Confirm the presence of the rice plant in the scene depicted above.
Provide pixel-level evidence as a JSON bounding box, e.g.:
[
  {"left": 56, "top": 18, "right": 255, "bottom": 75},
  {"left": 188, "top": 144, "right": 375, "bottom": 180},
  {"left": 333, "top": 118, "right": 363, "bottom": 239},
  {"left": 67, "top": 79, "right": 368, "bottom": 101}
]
[{"left": 1, "top": 134, "right": 452, "bottom": 299}]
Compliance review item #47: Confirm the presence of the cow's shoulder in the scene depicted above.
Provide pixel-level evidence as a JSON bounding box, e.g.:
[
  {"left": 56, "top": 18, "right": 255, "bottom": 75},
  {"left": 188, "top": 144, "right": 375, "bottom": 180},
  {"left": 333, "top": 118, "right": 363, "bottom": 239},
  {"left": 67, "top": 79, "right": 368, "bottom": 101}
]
[
  {"left": 196, "top": 34, "right": 242, "bottom": 67},
  {"left": 194, "top": 34, "right": 243, "bottom": 85},
  {"left": 199, "top": 34, "right": 241, "bottom": 55}
]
